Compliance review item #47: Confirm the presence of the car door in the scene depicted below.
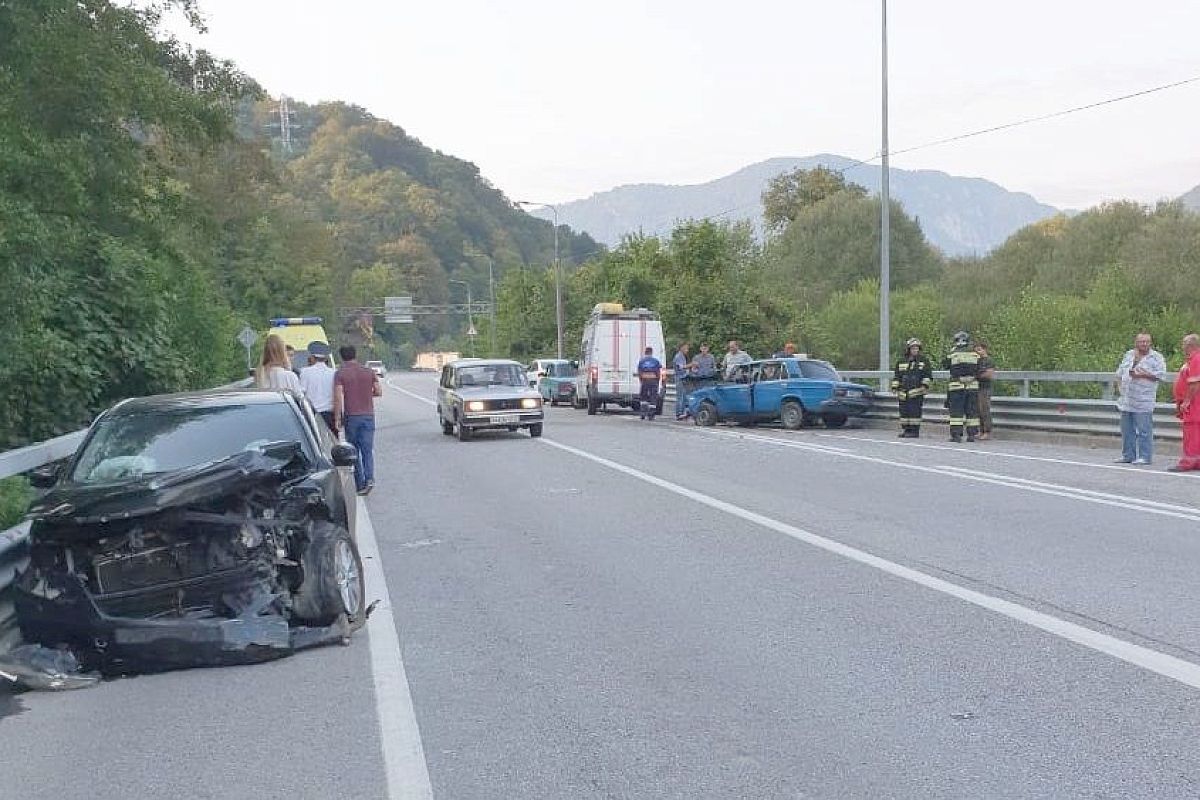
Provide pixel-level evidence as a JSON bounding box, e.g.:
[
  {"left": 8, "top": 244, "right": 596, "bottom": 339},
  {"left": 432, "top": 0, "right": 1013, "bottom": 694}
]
[
  {"left": 751, "top": 361, "right": 787, "bottom": 421},
  {"left": 711, "top": 363, "right": 754, "bottom": 419},
  {"left": 438, "top": 366, "right": 456, "bottom": 422}
]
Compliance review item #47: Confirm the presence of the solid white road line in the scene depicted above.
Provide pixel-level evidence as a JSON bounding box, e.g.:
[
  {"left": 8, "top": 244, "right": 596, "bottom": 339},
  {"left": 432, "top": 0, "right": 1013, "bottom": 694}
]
[
  {"left": 817, "top": 431, "right": 1196, "bottom": 478},
  {"left": 389, "top": 382, "right": 436, "bottom": 407},
  {"left": 356, "top": 498, "right": 435, "bottom": 800},
  {"left": 536, "top": 436, "right": 1200, "bottom": 691},
  {"left": 695, "top": 427, "right": 1200, "bottom": 523}
]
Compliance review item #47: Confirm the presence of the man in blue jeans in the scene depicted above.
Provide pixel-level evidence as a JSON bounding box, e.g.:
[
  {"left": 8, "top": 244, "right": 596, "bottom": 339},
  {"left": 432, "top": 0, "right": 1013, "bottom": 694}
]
[
  {"left": 334, "top": 345, "right": 382, "bottom": 494},
  {"left": 1114, "top": 332, "right": 1166, "bottom": 464}
]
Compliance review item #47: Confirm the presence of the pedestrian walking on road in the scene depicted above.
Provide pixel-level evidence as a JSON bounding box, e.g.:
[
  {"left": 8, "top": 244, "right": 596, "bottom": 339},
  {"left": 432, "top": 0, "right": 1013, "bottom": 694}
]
[
  {"left": 1169, "top": 333, "right": 1200, "bottom": 472},
  {"left": 722, "top": 340, "right": 753, "bottom": 380},
  {"left": 943, "top": 331, "right": 981, "bottom": 443},
  {"left": 974, "top": 341, "right": 997, "bottom": 440},
  {"left": 672, "top": 342, "right": 693, "bottom": 420},
  {"left": 1115, "top": 332, "right": 1166, "bottom": 464},
  {"left": 635, "top": 346, "right": 663, "bottom": 421},
  {"left": 892, "top": 338, "right": 933, "bottom": 438},
  {"left": 334, "top": 345, "right": 382, "bottom": 494},
  {"left": 256, "top": 334, "right": 303, "bottom": 393},
  {"left": 299, "top": 340, "right": 338, "bottom": 437}
]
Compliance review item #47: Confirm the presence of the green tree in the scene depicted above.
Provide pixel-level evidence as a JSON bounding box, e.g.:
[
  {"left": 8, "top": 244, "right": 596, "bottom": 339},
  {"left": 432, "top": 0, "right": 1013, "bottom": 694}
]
[{"left": 762, "top": 166, "right": 867, "bottom": 234}]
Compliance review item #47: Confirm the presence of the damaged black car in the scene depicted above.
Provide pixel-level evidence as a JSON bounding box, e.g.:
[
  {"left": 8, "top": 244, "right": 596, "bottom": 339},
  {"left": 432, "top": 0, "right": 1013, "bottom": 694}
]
[{"left": 13, "top": 390, "right": 368, "bottom": 675}]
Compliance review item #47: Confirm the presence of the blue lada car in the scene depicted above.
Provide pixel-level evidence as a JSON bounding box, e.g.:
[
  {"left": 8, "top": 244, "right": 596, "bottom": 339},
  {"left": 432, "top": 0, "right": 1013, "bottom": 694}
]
[{"left": 685, "top": 358, "right": 873, "bottom": 429}]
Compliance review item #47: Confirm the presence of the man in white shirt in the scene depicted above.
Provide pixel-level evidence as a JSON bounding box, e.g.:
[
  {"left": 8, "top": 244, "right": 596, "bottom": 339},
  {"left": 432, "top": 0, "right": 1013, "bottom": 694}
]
[
  {"left": 1115, "top": 332, "right": 1166, "bottom": 464},
  {"left": 299, "top": 341, "right": 338, "bottom": 436}
]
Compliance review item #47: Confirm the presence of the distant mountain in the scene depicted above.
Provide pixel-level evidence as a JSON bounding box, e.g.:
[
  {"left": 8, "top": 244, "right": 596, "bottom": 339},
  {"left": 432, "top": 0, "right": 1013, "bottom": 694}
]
[
  {"left": 533, "top": 155, "right": 1060, "bottom": 257},
  {"left": 1180, "top": 184, "right": 1200, "bottom": 211}
]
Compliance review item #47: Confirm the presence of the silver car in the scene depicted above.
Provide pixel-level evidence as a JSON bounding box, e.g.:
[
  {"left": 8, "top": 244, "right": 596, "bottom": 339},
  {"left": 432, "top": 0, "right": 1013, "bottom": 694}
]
[{"left": 437, "top": 359, "right": 545, "bottom": 441}]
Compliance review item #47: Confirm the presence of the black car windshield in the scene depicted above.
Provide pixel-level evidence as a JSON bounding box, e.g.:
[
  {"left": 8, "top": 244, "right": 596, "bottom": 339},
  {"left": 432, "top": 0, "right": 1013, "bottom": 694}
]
[
  {"left": 545, "top": 363, "right": 577, "bottom": 377},
  {"left": 71, "top": 401, "right": 309, "bottom": 483},
  {"left": 456, "top": 364, "right": 526, "bottom": 387},
  {"left": 798, "top": 361, "right": 841, "bottom": 380}
]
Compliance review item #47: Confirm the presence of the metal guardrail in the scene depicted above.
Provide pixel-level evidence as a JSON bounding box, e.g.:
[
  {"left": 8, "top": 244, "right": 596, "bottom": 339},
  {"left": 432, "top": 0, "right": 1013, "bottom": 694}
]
[
  {"left": 0, "top": 378, "right": 254, "bottom": 661},
  {"left": 839, "top": 369, "right": 1179, "bottom": 401}
]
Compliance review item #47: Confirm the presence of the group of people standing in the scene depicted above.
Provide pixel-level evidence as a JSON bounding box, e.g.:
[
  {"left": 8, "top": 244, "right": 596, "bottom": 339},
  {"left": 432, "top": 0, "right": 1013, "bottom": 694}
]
[
  {"left": 667, "top": 340, "right": 755, "bottom": 420},
  {"left": 892, "top": 333, "right": 994, "bottom": 442},
  {"left": 255, "top": 333, "right": 381, "bottom": 494},
  {"left": 1114, "top": 332, "right": 1200, "bottom": 472}
]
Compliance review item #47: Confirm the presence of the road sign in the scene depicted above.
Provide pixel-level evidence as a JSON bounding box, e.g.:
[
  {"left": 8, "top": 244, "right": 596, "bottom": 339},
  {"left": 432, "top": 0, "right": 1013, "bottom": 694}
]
[
  {"left": 237, "top": 326, "right": 258, "bottom": 372},
  {"left": 384, "top": 296, "right": 413, "bottom": 324},
  {"left": 466, "top": 323, "right": 477, "bottom": 337}
]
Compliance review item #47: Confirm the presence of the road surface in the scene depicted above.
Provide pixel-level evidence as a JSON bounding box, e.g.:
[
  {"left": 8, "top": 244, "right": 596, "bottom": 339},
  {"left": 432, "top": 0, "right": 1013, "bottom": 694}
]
[{"left": 4, "top": 370, "right": 1200, "bottom": 799}]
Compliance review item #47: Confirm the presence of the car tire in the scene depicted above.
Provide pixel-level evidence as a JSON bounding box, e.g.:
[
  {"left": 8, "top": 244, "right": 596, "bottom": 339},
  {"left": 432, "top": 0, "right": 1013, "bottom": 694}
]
[
  {"left": 529, "top": 423, "right": 543, "bottom": 438},
  {"left": 587, "top": 393, "right": 597, "bottom": 415},
  {"left": 457, "top": 419, "right": 473, "bottom": 441},
  {"left": 823, "top": 413, "right": 848, "bottom": 428},
  {"left": 441, "top": 417, "right": 454, "bottom": 436},
  {"left": 781, "top": 400, "right": 804, "bottom": 430},
  {"left": 696, "top": 401, "right": 719, "bottom": 427},
  {"left": 292, "top": 521, "right": 366, "bottom": 628},
  {"left": 655, "top": 397, "right": 664, "bottom": 417}
]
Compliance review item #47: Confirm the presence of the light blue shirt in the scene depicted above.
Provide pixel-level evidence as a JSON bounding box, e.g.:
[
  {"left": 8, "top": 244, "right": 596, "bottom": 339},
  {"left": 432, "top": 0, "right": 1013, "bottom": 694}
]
[{"left": 1116, "top": 348, "right": 1166, "bottom": 412}]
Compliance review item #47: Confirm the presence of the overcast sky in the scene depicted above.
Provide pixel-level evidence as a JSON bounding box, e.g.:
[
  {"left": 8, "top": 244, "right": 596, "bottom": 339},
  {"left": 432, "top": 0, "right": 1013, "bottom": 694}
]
[{"left": 169, "top": 1, "right": 1200, "bottom": 210}]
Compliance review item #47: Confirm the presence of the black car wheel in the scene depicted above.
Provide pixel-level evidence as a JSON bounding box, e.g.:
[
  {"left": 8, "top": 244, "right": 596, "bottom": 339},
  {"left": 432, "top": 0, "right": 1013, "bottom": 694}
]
[
  {"left": 823, "top": 413, "right": 848, "bottom": 428},
  {"left": 695, "top": 401, "right": 719, "bottom": 427},
  {"left": 292, "top": 521, "right": 366, "bottom": 627},
  {"left": 587, "top": 392, "right": 597, "bottom": 415},
  {"left": 441, "top": 417, "right": 454, "bottom": 436},
  {"left": 529, "top": 423, "right": 543, "bottom": 438},
  {"left": 781, "top": 400, "right": 804, "bottom": 430},
  {"left": 457, "top": 419, "right": 473, "bottom": 441}
]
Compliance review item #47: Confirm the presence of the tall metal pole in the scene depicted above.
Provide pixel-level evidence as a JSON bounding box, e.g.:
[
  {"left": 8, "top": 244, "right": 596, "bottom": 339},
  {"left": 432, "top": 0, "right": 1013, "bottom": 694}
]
[
  {"left": 517, "top": 201, "right": 564, "bottom": 359},
  {"left": 879, "top": 0, "right": 892, "bottom": 389},
  {"left": 487, "top": 256, "right": 496, "bottom": 357}
]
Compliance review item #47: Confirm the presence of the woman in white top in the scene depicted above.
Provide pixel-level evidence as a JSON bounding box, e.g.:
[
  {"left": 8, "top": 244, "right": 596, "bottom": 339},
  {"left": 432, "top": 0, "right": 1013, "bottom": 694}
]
[{"left": 256, "top": 333, "right": 303, "bottom": 393}]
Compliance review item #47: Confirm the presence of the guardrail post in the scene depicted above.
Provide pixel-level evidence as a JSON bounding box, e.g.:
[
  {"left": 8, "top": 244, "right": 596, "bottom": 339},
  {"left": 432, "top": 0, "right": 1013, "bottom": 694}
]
[
  {"left": 1021, "top": 379, "right": 1030, "bottom": 398},
  {"left": 1101, "top": 380, "right": 1114, "bottom": 401}
]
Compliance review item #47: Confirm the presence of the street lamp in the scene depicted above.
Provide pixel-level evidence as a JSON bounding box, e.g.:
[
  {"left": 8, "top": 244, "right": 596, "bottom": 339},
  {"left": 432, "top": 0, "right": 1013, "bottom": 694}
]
[
  {"left": 879, "top": 0, "right": 892, "bottom": 390},
  {"left": 516, "top": 200, "right": 563, "bottom": 359},
  {"left": 463, "top": 249, "right": 496, "bottom": 356},
  {"left": 448, "top": 279, "right": 475, "bottom": 357}
]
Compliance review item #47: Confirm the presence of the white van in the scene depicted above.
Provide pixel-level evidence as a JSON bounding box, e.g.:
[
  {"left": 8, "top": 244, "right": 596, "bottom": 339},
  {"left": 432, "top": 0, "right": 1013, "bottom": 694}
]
[{"left": 573, "top": 303, "right": 666, "bottom": 415}]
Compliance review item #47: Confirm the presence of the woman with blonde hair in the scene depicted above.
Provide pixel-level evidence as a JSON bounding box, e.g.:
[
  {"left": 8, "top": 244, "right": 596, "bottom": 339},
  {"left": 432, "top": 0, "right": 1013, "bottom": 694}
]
[{"left": 256, "top": 333, "right": 303, "bottom": 393}]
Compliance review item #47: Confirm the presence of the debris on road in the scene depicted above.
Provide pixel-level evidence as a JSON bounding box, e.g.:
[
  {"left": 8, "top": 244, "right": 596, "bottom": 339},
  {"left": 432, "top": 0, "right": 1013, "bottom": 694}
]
[{"left": 0, "top": 644, "right": 99, "bottom": 691}]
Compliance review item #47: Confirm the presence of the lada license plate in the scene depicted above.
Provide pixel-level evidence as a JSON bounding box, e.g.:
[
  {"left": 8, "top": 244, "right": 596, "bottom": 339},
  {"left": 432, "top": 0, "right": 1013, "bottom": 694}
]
[{"left": 491, "top": 414, "right": 520, "bottom": 425}]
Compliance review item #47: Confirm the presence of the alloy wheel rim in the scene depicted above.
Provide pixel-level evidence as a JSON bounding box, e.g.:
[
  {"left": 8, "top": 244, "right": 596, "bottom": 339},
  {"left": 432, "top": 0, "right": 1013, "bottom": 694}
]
[{"left": 334, "top": 539, "right": 361, "bottom": 614}]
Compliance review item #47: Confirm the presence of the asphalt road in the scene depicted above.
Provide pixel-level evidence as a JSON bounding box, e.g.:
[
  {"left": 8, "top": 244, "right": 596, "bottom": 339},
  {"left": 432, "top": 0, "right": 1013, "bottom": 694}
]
[{"left": 4, "top": 372, "right": 1200, "bottom": 799}]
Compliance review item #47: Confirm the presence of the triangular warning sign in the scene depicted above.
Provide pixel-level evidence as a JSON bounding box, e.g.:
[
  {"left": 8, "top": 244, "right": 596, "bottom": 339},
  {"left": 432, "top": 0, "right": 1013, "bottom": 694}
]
[{"left": 466, "top": 324, "right": 477, "bottom": 336}]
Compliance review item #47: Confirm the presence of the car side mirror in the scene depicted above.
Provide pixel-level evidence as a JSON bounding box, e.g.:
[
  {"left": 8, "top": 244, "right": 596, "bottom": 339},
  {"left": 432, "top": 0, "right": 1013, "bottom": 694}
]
[
  {"left": 331, "top": 443, "right": 358, "bottom": 467},
  {"left": 29, "top": 463, "right": 62, "bottom": 489}
]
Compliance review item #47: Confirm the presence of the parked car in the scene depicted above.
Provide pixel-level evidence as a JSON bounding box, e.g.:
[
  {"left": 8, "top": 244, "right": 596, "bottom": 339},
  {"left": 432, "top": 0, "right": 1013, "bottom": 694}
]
[
  {"left": 525, "top": 358, "right": 559, "bottom": 388},
  {"left": 686, "top": 358, "right": 873, "bottom": 429},
  {"left": 14, "top": 389, "right": 367, "bottom": 675},
  {"left": 536, "top": 359, "right": 578, "bottom": 406},
  {"left": 366, "top": 360, "right": 386, "bottom": 378},
  {"left": 438, "top": 359, "right": 544, "bottom": 441}
]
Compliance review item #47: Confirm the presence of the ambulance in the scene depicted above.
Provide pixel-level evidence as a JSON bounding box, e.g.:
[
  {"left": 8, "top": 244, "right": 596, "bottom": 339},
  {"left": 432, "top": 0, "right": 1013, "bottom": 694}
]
[
  {"left": 573, "top": 303, "right": 666, "bottom": 415},
  {"left": 266, "top": 317, "right": 336, "bottom": 371}
]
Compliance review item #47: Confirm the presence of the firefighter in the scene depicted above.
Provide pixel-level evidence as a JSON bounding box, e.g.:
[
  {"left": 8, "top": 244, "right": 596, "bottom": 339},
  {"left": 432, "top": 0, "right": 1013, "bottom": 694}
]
[
  {"left": 891, "top": 338, "right": 933, "bottom": 437},
  {"left": 943, "top": 330, "right": 981, "bottom": 442}
]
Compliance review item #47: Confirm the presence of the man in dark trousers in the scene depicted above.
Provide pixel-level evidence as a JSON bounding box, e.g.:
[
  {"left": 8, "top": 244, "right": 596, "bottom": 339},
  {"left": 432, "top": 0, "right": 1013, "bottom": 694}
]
[
  {"left": 892, "top": 337, "right": 933, "bottom": 437},
  {"left": 943, "top": 331, "right": 981, "bottom": 443},
  {"left": 334, "top": 345, "right": 382, "bottom": 495},
  {"left": 635, "top": 346, "right": 663, "bottom": 421}
]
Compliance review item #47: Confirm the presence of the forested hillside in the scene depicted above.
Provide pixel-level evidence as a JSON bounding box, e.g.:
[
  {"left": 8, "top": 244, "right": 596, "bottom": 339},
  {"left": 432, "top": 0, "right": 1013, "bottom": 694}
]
[
  {"left": 0, "top": 0, "right": 592, "bottom": 448},
  {"left": 498, "top": 166, "right": 1200, "bottom": 379}
]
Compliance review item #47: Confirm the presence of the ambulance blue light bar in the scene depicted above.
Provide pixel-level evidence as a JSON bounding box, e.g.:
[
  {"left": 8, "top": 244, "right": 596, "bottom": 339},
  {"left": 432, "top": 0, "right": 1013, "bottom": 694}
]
[{"left": 270, "top": 317, "right": 323, "bottom": 326}]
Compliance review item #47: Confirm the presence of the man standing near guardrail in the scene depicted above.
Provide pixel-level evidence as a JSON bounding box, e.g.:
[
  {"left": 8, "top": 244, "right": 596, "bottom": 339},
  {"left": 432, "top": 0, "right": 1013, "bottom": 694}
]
[
  {"left": 1169, "top": 333, "right": 1200, "bottom": 472},
  {"left": 892, "top": 338, "right": 933, "bottom": 438},
  {"left": 672, "top": 342, "right": 693, "bottom": 420},
  {"left": 636, "top": 346, "right": 664, "bottom": 421},
  {"left": 943, "top": 331, "right": 981, "bottom": 443},
  {"left": 1115, "top": 332, "right": 1166, "bottom": 464}
]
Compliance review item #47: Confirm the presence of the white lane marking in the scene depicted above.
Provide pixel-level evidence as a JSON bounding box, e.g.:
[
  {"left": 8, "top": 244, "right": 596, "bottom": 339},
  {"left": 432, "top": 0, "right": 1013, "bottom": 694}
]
[
  {"left": 816, "top": 431, "right": 1196, "bottom": 478},
  {"left": 536, "top": 436, "right": 1200, "bottom": 691},
  {"left": 357, "top": 498, "right": 435, "bottom": 799},
  {"left": 389, "top": 382, "right": 436, "bottom": 407},
  {"left": 693, "top": 427, "right": 1200, "bottom": 523},
  {"left": 613, "top": 414, "right": 854, "bottom": 453}
]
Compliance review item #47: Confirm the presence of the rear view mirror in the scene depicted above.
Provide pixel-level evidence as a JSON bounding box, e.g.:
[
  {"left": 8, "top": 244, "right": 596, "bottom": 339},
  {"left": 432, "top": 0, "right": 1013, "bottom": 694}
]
[
  {"left": 331, "top": 443, "right": 358, "bottom": 467},
  {"left": 29, "top": 463, "right": 62, "bottom": 489}
]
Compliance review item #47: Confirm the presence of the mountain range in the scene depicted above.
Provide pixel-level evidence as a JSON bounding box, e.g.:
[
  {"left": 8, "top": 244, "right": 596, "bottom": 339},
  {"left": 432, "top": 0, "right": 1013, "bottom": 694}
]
[
  {"left": 531, "top": 155, "right": 1061, "bottom": 257},
  {"left": 1180, "top": 184, "right": 1200, "bottom": 212}
]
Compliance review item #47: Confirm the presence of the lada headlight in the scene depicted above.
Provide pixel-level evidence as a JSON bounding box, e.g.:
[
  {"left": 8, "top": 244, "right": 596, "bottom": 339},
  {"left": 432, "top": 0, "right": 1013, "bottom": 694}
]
[
  {"left": 466, "top": 400, "right": 486, "bottom": 412},
  {"left": 521, "top": 398, "right": 541, "bottom": 409}
]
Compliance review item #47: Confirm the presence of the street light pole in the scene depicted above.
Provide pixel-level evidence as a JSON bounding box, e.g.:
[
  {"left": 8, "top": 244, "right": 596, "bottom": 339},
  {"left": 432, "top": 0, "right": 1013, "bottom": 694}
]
[
  {"left": 879, "top": 0, "right": 892, "bottom": 390},
  {"left": 464, "top": 249, "right": 496, "bottom": 356},
  {"left": 517, "top": 200, "right": 563, "bottom": 359},
  {"left": 448, "top": 279, "right": 475, "bottom": 357}
]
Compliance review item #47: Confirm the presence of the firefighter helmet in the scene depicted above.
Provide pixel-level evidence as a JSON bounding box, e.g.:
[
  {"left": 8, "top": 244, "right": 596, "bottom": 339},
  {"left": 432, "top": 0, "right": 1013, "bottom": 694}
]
[
  {"left": 953, "top": 330, "right": 970, "bottom": 347},
  {"left": 905, "top": 338, "right": 922, "bottom": 350}
]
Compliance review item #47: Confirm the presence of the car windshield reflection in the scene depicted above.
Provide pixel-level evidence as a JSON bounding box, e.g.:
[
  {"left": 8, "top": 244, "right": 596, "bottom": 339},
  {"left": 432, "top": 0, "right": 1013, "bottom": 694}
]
[{"left": 457, "top": 364, "right": 527, "bottom": 387}]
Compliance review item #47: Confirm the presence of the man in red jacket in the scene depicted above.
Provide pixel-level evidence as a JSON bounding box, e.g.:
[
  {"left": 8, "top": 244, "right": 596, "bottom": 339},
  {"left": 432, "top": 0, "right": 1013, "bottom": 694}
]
[{"left": 1169, "top": 333, "right": 1200, "bottom": 472}]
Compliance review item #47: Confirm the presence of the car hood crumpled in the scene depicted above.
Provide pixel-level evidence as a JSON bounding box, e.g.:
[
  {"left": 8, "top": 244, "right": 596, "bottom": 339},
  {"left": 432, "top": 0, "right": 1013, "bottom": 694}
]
[{"left": 30, "top": 444, "right": 306, "bottom": 529}]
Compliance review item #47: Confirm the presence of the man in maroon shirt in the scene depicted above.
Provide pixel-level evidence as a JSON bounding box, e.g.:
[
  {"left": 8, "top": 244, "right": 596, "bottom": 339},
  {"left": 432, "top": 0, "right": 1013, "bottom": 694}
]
[{"left": 334, "top": 345, "right": 382, "bottom": 495}]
